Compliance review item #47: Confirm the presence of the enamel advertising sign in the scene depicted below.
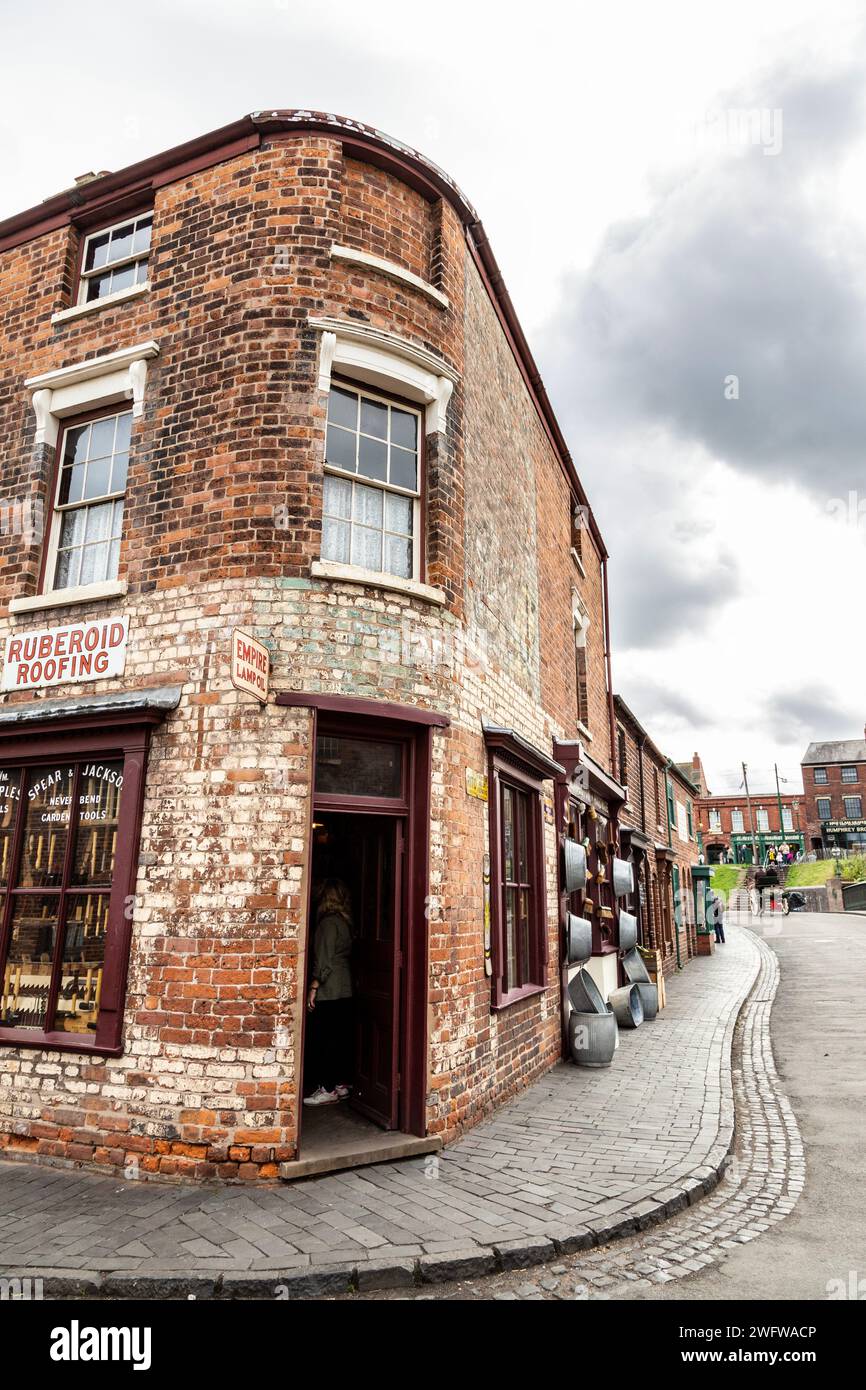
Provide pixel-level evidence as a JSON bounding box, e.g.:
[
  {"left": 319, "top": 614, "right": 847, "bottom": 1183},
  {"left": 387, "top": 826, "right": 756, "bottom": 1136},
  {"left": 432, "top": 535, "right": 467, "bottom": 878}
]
[
  {"left": 2, "top": 617, "right": 128, "bottom": 692},
  {"left": 231, "top": 629, "right": 270, "bottom": 703}
]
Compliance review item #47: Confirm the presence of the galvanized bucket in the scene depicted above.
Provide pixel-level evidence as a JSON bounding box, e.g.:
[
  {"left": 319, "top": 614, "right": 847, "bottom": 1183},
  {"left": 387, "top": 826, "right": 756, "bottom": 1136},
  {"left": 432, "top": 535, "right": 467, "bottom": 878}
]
[
  {"left": 566, "top": 913, "right": 592, "bottom": 965},
  {"left": 634, "top": 981, "right": 659, "bottom": 1021},
  {"left": 618, "top": 909, "right": 638, "bottom": 953},
  {"left": 609, "top": 983, "right": 644, "bottom": 1028},
  {"left": 569, "top": 1009, "right": 618, "bottom": 1067},
  {"left": 612, "top": 856, "right": 634, "bottom": 897},
  {"left": 622, "top": 947, "right": 652, "bottom": 985},
  {"left": 562, "top": 837, "right": 587, "bottom": 894},
  {"left": 567, "top": 966, "right": 608, "bottom": 1015}
]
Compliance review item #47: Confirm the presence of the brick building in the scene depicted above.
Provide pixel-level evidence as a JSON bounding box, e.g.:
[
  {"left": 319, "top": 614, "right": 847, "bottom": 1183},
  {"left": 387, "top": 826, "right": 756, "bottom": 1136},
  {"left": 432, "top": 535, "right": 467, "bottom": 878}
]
[
  {"left": 695, "top": 792, "right": 804, "bottom": 864},
  {"left": 801, "top": 730, "right": 866, "bottom": 855},
  {"left": 0, "top": 111, "right": 627, "bottom": 1181},
  {"left": 686, "top": 749, "right": 805, "bottom": 864},
  {"left": 613, "top": 697, "right": 699, "bottom": 974}
]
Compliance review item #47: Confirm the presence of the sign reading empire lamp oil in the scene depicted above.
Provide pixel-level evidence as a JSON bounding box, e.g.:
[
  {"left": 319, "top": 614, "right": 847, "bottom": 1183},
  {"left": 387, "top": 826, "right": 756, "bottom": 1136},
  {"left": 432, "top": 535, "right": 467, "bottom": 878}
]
[{"left": 231, "top": 629, "right": 270, "bottom": 703}]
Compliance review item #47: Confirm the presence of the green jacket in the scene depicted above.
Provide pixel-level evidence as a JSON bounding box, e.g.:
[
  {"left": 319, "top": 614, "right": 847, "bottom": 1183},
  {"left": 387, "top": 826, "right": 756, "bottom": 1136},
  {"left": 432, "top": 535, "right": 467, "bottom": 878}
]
[{"left": 312, "top": 912, "right": 354, "bottom": 1001}]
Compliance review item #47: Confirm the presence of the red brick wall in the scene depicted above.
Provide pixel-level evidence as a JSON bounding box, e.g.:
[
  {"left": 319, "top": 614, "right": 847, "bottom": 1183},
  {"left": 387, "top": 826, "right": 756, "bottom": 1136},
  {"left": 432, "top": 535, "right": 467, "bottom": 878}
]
[
  {"left": 0, "top": 126, "right": 609, "bottom": 1177},
  {"left": 799, "top": 762, "right": 865, "bottom": 847}
]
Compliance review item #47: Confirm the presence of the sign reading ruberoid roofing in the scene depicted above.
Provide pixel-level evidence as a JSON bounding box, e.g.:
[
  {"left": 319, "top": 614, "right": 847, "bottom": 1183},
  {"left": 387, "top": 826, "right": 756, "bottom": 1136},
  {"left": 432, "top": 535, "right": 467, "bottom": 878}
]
[{"left": 1, "top": 618, "right": 128, "bottom": 692}]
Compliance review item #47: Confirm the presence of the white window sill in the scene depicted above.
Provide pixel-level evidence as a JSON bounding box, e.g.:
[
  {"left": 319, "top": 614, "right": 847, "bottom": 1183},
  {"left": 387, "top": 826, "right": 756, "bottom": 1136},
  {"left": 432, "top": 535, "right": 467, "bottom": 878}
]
[
  {"left": 570, "top": 546, "right": 586, "bottom": 576},
  {"left": 311, "top": 560, "right": 446, "bottom": 606},
  {"left": 576, "top": 720, "right": 593, "bottom": 741},
  {"left": 9, "top": 580, "right": 127, "bottom": 616},
  {"left": 329, "top": 245, "right": 449, "bottom": 309},
  {"left": 51, "top": 283, "right": 150, "bottom": 326}
]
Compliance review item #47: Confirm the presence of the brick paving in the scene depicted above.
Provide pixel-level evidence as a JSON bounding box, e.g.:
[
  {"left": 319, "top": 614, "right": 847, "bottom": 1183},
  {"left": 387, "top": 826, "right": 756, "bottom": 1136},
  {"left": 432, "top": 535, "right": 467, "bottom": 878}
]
[
  {"left": 347, "top": 926, "right": 804, "bottom": 1300},
  {"left": 0, "top": 926, "right": 761, "bottom": 1298}
]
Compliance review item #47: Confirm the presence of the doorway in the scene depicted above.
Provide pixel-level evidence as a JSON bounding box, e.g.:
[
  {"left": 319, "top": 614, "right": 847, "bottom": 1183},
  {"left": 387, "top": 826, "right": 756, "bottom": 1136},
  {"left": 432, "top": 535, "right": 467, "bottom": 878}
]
[
  {"left": 289, "top": 711, "right": 437, "bottom": 1177},
  {"left": 306, "top": 810, "right": 404, "bottom": 1130}
]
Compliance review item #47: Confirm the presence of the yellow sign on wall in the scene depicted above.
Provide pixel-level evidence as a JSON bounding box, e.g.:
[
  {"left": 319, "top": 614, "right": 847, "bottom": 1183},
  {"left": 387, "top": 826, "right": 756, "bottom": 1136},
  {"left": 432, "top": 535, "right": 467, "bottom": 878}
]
[{"left": 465, "top": 769, "right": 488, "bottom": 801}]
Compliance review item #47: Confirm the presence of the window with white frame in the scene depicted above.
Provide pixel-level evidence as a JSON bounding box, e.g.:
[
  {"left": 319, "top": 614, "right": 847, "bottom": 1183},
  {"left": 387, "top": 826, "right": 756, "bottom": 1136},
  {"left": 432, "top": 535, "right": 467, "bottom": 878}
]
[
  {"left": 321, "top": 383, "right": 421, "bottom": 580},
  {"left": 731, "top": 809, "right": 745, "bottom": 832},
  {"left": 782, "top": 807, "right": 794, "bottom": 831},
  {"left": 709, "top": 809, "right": 722, "bottom": 832},
  {"left": 756, "top": 807, "right": 770, "bottom": 832},
  {"left": 78, "top": 213, "right": 152, "bottom": 304},
  {"left": 45, "top": 409, "right": 130, "bottom": 591}
]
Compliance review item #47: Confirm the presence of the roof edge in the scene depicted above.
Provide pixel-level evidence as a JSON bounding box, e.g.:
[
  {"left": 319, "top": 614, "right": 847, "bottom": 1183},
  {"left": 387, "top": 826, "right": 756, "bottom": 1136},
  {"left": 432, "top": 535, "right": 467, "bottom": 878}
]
[{"left": 0, "top": 109, "right": 607, "bottom": 558}]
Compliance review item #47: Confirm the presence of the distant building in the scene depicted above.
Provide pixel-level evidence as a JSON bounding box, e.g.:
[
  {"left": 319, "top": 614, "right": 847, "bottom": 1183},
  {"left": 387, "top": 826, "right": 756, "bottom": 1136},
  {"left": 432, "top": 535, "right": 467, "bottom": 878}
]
[
  {"left": 695, "top": 792, "right": 804, "bottom": 864},
  {"left": 614, "top": 697, "right": 700, "bottom": 972},
  {"left": 801, "top": 730, "right": 866, "bottom": 855}
]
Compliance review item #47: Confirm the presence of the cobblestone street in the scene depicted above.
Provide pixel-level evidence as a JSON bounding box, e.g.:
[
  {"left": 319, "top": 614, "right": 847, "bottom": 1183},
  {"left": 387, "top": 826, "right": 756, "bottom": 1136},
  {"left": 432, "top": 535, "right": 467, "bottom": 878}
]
[
  {"left": 340, "top": 922, "right": 805, "bottom": 1300},
  {"left": 0, "top": 924, "right": 761, "bottom": 1298}
]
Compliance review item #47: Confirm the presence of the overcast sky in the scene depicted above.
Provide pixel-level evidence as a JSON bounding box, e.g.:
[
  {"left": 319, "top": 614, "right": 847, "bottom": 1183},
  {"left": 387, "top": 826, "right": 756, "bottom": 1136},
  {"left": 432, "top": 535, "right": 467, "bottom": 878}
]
[{"left": 3, "top": 0, "right": 865, "bottom": 795}]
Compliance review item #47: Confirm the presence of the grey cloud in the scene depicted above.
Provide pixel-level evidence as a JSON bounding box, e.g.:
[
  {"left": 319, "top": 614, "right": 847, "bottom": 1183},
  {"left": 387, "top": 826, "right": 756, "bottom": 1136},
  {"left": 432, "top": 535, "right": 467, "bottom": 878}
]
[
  {"left": 611, "top": 538, "right": 740, "bottom": 648},
  {"left": 760, "top": 684, "right": 860, "bottom": 746},
  {"left": 543, "top": 53, "right": 866, "bottom": 499}
]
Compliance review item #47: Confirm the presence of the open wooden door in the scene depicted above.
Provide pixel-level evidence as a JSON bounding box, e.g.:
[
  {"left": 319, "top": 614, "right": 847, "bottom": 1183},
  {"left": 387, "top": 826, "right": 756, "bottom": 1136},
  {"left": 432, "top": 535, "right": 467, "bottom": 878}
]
[{"left": 351, "top": 817, "right": 404, "bottom": 1129}]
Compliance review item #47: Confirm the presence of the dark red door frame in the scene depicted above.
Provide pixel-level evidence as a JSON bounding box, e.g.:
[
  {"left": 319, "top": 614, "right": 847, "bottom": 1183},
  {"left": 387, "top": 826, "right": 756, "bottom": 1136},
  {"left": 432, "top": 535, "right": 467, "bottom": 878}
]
[{"left": 289, "top": 694, "right": 445, "bottom": 1152}]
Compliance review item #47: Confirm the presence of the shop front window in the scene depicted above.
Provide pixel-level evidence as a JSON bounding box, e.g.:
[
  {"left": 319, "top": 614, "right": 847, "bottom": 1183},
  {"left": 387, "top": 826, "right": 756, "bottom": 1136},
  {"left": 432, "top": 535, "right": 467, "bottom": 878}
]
[
  {"left": 0, "top": 729, "right": 148, "bottom": 1053},
  {"left": 0, "top": 761, "right": 122, "bottom": 1037}
]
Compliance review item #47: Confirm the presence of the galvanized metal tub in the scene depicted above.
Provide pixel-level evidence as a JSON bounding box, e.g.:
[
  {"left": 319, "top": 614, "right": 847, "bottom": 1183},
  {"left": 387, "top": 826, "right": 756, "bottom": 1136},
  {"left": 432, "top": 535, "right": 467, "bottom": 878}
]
[
  {"left": 569, "top": 1009, "right": 618, "bottom": 1067},
  {"left": 634, "top": 981, "right": 659, "bottom": 1021},
  {"left": 566, "top": 913, "right": 593, "bottom": 965},
  {"left": 609, "top": 983, "right": 644, "bottom": 1029},
  {"left": 612, "top": 856, "right": 634, "bottom": 897},
  {"left": 618, "top": 910, "right": 638, "bottom": 953},
  {"left": 622, "top": 947, "right": 652, "bottom": 985},
  {"left": 567, "top": 965, "right": 608, "bottom": 1015},
  {"left": 562, "top": 837, "right": 588, "bottom": 894}
]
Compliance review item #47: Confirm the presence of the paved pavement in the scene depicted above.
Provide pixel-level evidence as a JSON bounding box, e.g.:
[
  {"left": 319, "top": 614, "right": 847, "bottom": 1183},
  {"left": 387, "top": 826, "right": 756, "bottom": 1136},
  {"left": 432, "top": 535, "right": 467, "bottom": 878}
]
[
  {"left": 0, "top": 925, "right": 761, "bottom": 1298},
  {"left": 349, "top": 920, "right": 803, "bottom": 1300}
]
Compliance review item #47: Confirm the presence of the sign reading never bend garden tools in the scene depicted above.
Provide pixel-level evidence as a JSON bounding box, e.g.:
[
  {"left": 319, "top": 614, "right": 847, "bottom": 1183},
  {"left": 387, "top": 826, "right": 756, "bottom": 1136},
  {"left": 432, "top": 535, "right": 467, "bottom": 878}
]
[{"left": 1, "top": 618, "right": 128, "bottom": 692}]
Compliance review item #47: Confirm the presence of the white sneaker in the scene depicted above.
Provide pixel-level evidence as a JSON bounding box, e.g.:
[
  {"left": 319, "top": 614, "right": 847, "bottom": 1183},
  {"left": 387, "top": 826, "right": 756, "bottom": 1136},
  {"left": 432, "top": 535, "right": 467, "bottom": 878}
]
[
  {"left": 303, "top": 1086, "right": 339, "bottom": 1106},
  {"left": 334, "top": 1083, "right": 351, "bottom": 1099}
]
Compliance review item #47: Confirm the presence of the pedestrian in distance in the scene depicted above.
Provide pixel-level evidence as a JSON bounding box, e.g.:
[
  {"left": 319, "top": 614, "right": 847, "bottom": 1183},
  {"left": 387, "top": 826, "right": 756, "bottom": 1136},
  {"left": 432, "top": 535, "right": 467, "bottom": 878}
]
[{"left": 707, "top": 888, "right": 726, "bottom": 944}]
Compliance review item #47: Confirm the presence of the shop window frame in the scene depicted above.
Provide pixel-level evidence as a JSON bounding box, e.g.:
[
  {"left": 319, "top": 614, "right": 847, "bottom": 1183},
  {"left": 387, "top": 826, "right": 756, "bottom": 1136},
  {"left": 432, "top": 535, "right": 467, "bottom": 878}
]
[{"left": 0, "top": 716, "right": 153, "bottom": 1056}]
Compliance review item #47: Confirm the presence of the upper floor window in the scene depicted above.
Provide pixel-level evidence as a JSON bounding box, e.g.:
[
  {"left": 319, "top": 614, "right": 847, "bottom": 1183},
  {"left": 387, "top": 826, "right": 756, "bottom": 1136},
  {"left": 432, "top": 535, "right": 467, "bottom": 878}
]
[
  {"left": 782, "top": 807, "right": 794, "bottom": 831},
  {"left": 709, "top": 809, "right": 722, "bottom": 832},
  {"left": 844, "top": 796, "right": 862, "bottom": 819},
  {"left": 44, "top": 408, "right": 130, "bottom": 592},
  {"left": 322, "top": 383, "right": 421, "bottom": 581},
  {"left": 756, "top": 807, "right": 770, "bottom": 832},
  {"left": 78, "top": 212, "right": 152, "bottom": 305},
  {"left": 813, "top": 767, "right": 828, "bottom": 784},
  {"left": 817, "top": 797, "right": 832, "bottom": 820},
  {"left": 731, "top": 809, "right": 745, "bottom": 832},
  {"left": 686, "top": 799, "right": 694, "bottom": 836},
  {"left": 841, "top": 766, "right": 859, "bottom": 784}
]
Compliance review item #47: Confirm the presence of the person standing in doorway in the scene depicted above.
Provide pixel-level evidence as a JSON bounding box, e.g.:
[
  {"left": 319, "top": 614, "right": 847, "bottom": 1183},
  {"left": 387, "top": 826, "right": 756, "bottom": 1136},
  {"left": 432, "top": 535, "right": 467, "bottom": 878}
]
[{"left": 304, "top": 879, "right": 355, "bottom": 1107}]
